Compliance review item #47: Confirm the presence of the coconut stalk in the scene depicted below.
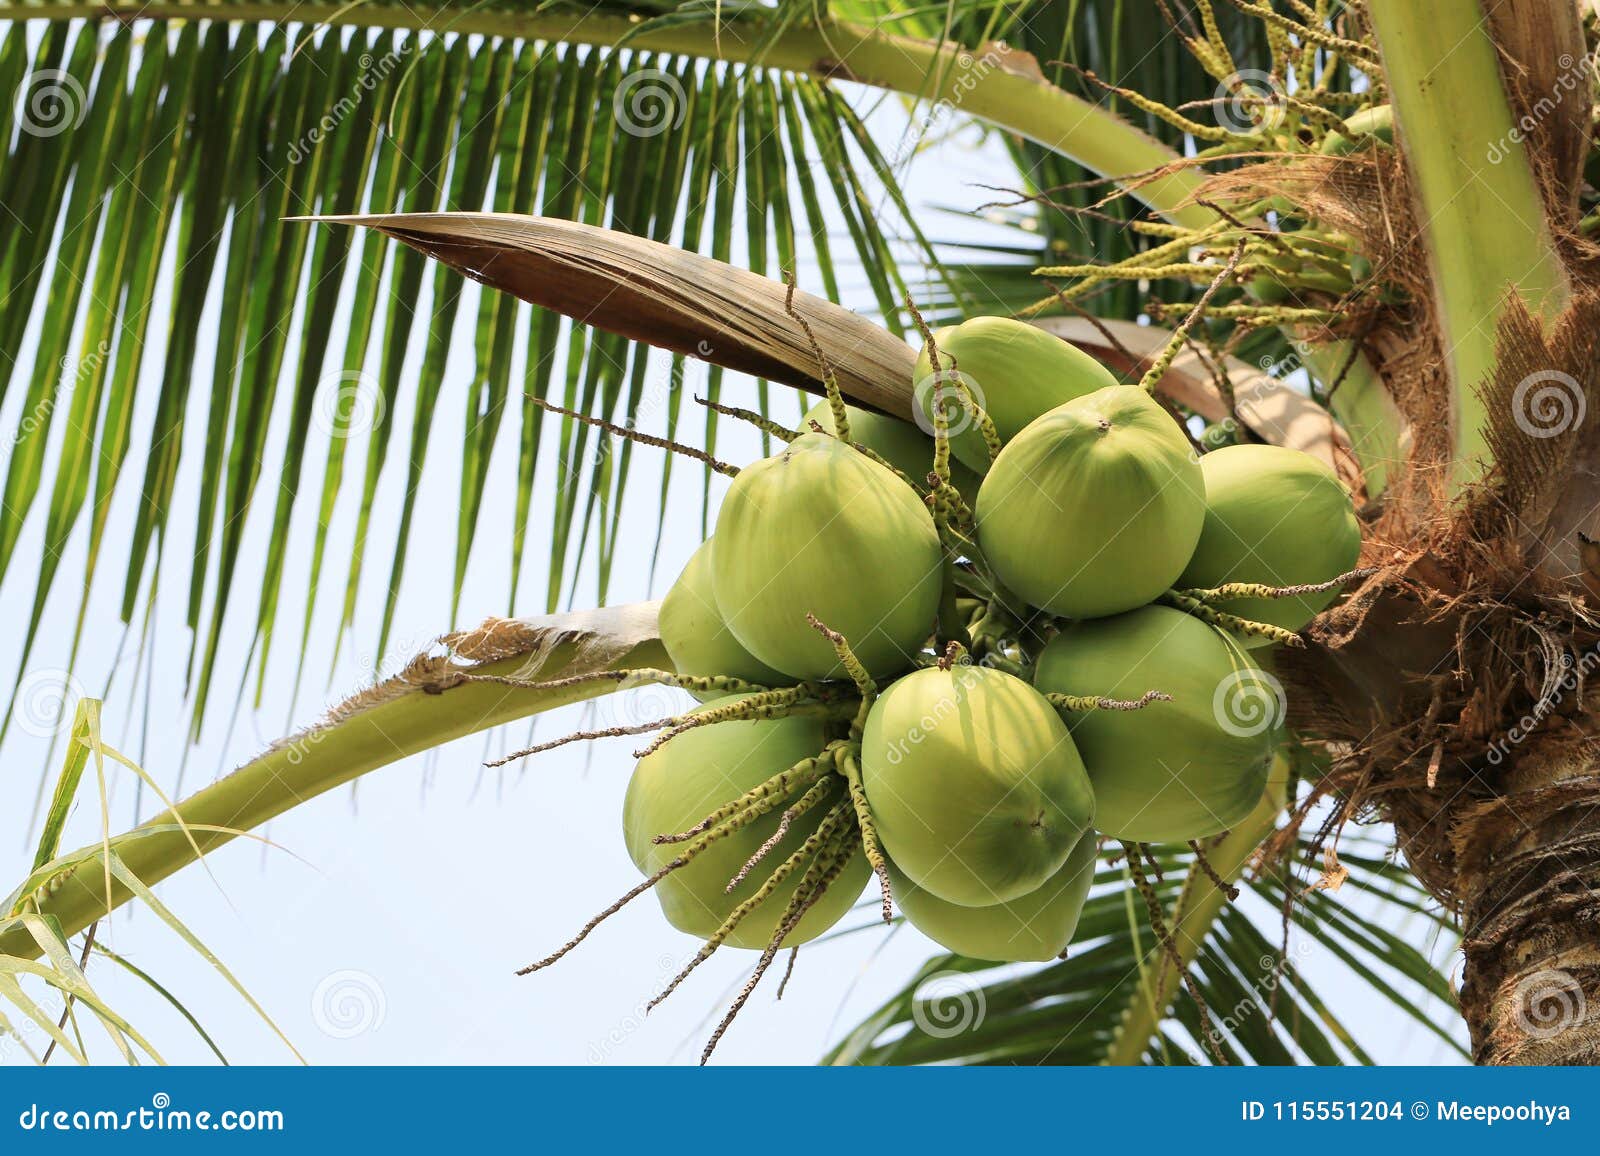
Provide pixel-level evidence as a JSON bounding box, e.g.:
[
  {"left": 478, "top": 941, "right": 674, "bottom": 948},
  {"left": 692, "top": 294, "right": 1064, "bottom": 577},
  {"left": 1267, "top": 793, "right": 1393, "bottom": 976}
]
[
  {"left": 23, "top": 0, "right": 1401, "bottom": 489},
  {"left": 1368, "top": 0, "right": 1573, "bottom": 485},
  {"left": 0, "top": 603, "right": 668, "bottom": 961},
  {"left": 1297, "top": 4, "right": 1600, "bottom": 1062},
  {"left": 1033, "top": 316, "right": 1370, "bottom": 491},
  {"left": 40, "top": 2, "right": 1214, "bottom": 231},
  {"left": 1102, "top": 756, "right": 1288, "bottom": 1067}
]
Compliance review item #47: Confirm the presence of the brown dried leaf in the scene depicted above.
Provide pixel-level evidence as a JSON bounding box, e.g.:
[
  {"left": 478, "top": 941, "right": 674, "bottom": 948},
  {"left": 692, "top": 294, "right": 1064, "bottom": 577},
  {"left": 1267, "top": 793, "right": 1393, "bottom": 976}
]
[{"left": 310, "top": 212, "right": 918, "bottom": 419}]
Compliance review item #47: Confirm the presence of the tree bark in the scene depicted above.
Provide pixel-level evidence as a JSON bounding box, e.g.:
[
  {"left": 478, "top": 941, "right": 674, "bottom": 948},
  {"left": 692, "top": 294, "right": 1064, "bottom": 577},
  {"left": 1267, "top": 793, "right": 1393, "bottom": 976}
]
[
  {"left": 1291, "top": 568, "right": 1600, "bottom": 1064},
  {"left": 1446, "top": 719, "right": 1600, "bottom": 1064}
]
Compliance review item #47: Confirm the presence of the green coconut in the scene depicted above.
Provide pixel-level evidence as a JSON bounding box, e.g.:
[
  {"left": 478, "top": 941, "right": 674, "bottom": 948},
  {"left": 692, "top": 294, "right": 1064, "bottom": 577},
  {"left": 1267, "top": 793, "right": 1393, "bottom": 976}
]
[
  {"left": 912, "top": 316, "right": 1120, "bottom": 474},
  {"left": 889, "top": 829, "right": 1098, "bottom": 962},
  {"left": 1319, "top": 104, "right": 1393, "bottom": 156},
  {"left": 623, "top": 702, "right": 868, "bottom": 948},
  {"left": 711, "top": 432, "right": 942, "bottom": 680},
  {"left": 860, "top": 665, "right": 1094, "bottom": 906},
  {"left": 1199, "top": 419, "right": 1243, "bottom": 451},
  {"left": 659, "top": 540, "right": 789, "bottom": 695},
  {"left": 1178, "top": 444, "right": 1360, "bottom": 643},
  {"left": 1246, "top": 273, "right": 1292, "bottom": 304},
  {"left": 803, "top": 400, "right": 981, "bottom": 502},
  {"left": 1034, "top": 605, "right": 1276, "bottom": 843},
  {"left": 975, "top": 385, "right": 1206, "bottom": 619}
]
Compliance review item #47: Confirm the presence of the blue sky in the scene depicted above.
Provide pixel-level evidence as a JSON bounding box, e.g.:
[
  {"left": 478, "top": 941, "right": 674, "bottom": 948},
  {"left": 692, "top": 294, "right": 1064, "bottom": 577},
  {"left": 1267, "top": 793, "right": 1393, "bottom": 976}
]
[{"left": 0, "top": 36, "right": 1464, "bottom": 1064}]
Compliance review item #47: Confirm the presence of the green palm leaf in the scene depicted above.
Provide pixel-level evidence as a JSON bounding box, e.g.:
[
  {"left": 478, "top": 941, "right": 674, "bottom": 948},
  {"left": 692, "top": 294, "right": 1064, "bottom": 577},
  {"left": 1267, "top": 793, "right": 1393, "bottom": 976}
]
[
  {"left": 0, "top": 3, "right": 926, "bottom": 751},
  {"left": 828, "top": 831, "right": 1465, "bottom": 1066},
  {"left": 0, "top": 1, "right": 1462, "bottom": 1066}
]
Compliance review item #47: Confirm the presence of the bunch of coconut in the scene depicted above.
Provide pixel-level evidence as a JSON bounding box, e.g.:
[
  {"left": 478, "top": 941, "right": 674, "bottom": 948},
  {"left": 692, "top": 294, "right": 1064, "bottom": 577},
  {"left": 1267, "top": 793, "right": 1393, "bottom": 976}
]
[{"left": 515, "top": 315, "right": 1361, "bottom": 1059}]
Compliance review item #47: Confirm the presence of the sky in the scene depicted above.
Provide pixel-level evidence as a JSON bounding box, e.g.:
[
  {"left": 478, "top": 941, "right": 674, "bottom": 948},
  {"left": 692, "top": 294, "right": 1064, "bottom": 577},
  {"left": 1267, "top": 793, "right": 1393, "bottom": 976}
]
[{"left": 0, "top": 27, "right": 1466, "bottom": 1067}]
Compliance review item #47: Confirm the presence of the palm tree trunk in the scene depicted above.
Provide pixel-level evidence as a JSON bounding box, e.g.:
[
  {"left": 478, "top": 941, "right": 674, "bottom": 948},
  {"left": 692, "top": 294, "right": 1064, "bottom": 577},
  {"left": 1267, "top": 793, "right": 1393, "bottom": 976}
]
[
  {"left": 1447, "top": 724, "right": 1600, "bottom": 1064},
  {"left": 1297, "top": 586, "right": 1600, "bottom": 1065},
  {"left": 1329, "top": 0, "right": 1600, "bottom": 1063}
]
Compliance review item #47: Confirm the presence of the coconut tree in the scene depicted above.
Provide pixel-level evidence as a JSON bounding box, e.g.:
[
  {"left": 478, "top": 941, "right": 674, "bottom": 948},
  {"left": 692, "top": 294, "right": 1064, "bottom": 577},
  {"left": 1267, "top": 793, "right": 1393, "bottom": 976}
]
[{"left": 0, "top": 0, "right": 1591, "bottom": 1064}]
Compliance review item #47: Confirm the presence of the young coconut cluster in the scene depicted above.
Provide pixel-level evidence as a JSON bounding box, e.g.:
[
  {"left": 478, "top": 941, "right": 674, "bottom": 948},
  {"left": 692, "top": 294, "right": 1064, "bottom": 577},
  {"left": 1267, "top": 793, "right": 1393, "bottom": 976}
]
[{"left": 491, "top": 306, "right": 1363, "bottom": 1062}]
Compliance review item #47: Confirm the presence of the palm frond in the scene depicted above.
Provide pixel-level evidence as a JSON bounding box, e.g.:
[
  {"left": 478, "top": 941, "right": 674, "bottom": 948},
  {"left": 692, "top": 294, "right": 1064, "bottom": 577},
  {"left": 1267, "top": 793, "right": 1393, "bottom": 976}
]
[
  {"left": 1, "top": 699, "right": 288, "bottom": 1063},
  {"left": 0, "top": 8, "right": 924, "bottom": 755},
  {"left": 828, "top": 826, "right": 1466, "bottom": 1066},
  {"left": 0, "top": 601, "right": 670, "bottom": 964}
]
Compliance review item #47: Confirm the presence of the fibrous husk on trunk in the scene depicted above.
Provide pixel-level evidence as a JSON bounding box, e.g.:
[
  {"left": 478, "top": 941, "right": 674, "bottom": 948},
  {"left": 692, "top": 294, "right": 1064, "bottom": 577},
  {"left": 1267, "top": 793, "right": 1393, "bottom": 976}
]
[{"left": 1195, "top": 22, "right": 1600, "bottom": 1058}]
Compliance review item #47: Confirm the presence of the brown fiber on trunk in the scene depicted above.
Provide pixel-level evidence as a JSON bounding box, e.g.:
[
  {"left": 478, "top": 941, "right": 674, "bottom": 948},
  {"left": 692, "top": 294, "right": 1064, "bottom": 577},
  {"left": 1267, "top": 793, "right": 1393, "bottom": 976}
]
[
  {"left": 1449, "top": 722, "right": 1600, "bottom": 1063},
  {"left": 1280, "top": 562, "right": 1600, "bottom": 1064},
  {"left": 1223, "top": 0, "right": 1600, "bottom": 1057}
]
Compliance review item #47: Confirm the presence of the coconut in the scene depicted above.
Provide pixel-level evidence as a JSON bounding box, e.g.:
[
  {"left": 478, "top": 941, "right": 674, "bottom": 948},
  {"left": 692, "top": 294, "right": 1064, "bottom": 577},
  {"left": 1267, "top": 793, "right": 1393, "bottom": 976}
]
[
  {"left": 860, "top": 665, "right": 1094, "bottom": 906},
  {"left": 659, "top": 540, "right": 789, "bottom": 695},
  {"left": 912, "top": 316, "right": 1119, "bottom": 474},
  {"left": 1033, "top": 605, "right": 1276, "bottom": 843},
  {"left": 1319, "top": 104, "right": 1393, "bottom": 156},
  {"left": 711, "top": 432, "right": 942, "bottom": 680},
  {"left": 890, "top": 829, "right": 1098, "bottom": 962},
  {"left": 1178, "top": 444, "right": 1360, "bottom": 642},
  {"left": 623, "top": 702, "right": 867, "bottom": 948},
  {"left": 803, "top": 400, "right": 981, "bottom": 502},
  {"left": 1199, "top": 419, "right": 1243, "bottom": 450},
  {"left": 975, "top": 385, "right": 1206, "bottom": 619},
  {"left": 1246, "top": 274, "right": 1292, "bottom": 304}
]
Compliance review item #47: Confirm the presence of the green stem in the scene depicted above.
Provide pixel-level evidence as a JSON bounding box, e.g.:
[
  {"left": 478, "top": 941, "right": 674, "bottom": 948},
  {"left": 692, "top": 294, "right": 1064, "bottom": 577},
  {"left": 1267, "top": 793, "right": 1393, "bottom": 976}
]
[
  {"left": 1369, "top": 0, "right": 1571, "bottom": 486},
  {"left": 1303, "top": 343, "right": 1407, "bottom": 497},
  {"left": 1, "top": 614, "right": 668, "bottom": 961},
  {"left": 1101, "top": 754, "right": 1288, "bottom": 1066},
  {"left": 22, "top": 1, "right": 1403, "bottom": 488},
  {"left": 25, "top": 3, "right": 1213, "bottom": 229}
]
